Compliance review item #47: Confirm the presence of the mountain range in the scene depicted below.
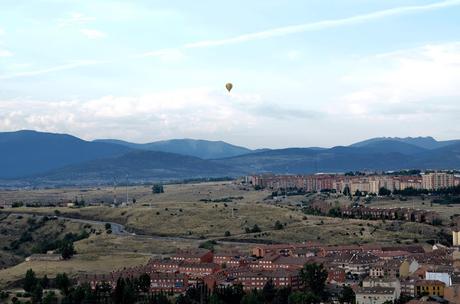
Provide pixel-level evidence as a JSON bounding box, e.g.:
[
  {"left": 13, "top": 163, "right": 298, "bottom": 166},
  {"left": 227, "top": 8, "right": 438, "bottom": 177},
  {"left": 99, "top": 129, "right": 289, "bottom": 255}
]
[{"left": 0, "top": 130, "right": 459, "bottom": 186}]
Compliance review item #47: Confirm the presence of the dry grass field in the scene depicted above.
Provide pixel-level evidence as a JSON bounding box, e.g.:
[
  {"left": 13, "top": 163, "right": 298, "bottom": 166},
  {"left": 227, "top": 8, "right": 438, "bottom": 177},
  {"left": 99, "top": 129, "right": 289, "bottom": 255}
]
[
  {"left": 0, "top": 182, "right": 450, "bottom": 288},
  {"left": 0, "top": 213, "right": 88, "bottom": 269},
  {"left": 0, "top": 182, "right": 266, "bottom": 205}
]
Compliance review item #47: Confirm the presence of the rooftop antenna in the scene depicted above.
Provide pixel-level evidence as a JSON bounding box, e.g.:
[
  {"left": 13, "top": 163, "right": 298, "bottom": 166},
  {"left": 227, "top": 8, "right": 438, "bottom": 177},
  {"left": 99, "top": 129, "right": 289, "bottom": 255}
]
[
  {"left": 113, "top": 178, "right": 117, "bottom": 206},
  {"left": 126, "top": 174, "right": 129, "bottom": 206},
  {"left": 314, "top": 154, "right": 319, "bottom": 174}
]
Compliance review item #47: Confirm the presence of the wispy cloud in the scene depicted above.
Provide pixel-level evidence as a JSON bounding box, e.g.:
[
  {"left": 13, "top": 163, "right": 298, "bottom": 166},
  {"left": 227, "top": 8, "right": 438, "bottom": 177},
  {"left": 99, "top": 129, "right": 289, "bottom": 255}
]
[
  {"left": 5, "top": 0, "right": 460, "bottom": 79},
  {"left": 58, "top": 12, "right": 95, "bottom": 28},
  {"left": 0, "top": 60, "right": 106, "bottom": 80},
  {"left": 182, "top": 0, "right": 460, "bottom": 49},
  {"left": 0, "top": 49, "right": 13, "bottom": 57},
  {"left": 0, "top": 28, "right": 4, "bottom": 35},
  {"left": 80, "top": 29, "right": 107, "bottom": 39},
  {"left": 143, "top": 0, "right": 460, "bottom": 56}
]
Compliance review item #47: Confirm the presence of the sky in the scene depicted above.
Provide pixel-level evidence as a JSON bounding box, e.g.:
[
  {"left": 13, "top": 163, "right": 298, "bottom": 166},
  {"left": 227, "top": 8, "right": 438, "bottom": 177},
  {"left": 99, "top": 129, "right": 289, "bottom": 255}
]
[{"left": 1, "top": 0, "right": 460, "bottom": 149}]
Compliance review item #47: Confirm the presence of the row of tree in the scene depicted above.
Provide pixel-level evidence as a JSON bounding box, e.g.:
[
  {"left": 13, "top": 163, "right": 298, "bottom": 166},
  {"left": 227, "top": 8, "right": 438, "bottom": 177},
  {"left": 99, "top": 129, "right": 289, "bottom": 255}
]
[{"left": 17, "top": 263, "right": 355, "bottom": 304}]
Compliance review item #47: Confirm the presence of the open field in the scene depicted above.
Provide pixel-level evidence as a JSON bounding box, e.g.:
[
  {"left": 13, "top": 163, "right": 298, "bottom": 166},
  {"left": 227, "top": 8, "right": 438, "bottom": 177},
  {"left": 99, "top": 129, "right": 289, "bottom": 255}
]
[
  {"left": 0, "top": 228, "right": 251, "bottom": 288},
  {"left": 0, "top": 182, "right": 266, "bottom": 205},
  {"left": 0, "top": 182, "right": 452, "bottom": 288},
  {"left": 0, "top": 252, "right": 150, "bottom": 288}
]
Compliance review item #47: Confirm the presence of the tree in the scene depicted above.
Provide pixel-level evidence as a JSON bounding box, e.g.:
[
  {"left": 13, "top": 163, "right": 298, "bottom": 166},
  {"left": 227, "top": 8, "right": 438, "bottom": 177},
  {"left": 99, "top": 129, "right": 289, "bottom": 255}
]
[
  {"left": 56, "top": 273, "right": 71, "bottom": 295},
  {"left": 152, "top": 184, "right": 164, "bottom": 194},
  {"left": 262, "top": 280, "right": 276, "bottom": 303},
  {"left": 138, "top": 273, "right": 150, "bottom": 293},
  {"left": 43, "top": 291, "right": 58, "bottom": 304},
  {"left": 299, "top": 263, "right": 328, "bottom": 297},
  {"left": 31, "top": 283, "right": 43, "bottom": 304},
  {"left": 113, "top": 277, "right": 137, "bottom": 304},
  {"left": 224, "top": 231, "right": 231, "bottom": 237},
  {"left": 150, "top": 292, "right": 172, "bottom": 304},
  {"left": 378, "top": 187, "right": 391, "bottom": 196},
  {"left": 273, "top": 287, "right": 291, "bottom": 304},
  {"left": 41, "top": 275, "right": 50, "bottom": 289},
  {"left": 241, "top": 290, "right": 263, "bottom": 304},
  {"left": 339, "top": 286, "right": 355, "bottom": 304},
  {"left": 342, "top": 186, "right": 351, "bottom": 196},
  {"left": 274, "top": 221, "right": 284, "bottom": 230},
  {"left": 60, "top": 241, "right": 75, "bottom": 260},
  {"left": 113, "top": 277, "right": 126, "bottom": 304},
  {"left": 251, "top": 224, "right": 261, "bottom": 233},
  {"left": 24, "top": 269, "right": 37, "bottom": 292}
]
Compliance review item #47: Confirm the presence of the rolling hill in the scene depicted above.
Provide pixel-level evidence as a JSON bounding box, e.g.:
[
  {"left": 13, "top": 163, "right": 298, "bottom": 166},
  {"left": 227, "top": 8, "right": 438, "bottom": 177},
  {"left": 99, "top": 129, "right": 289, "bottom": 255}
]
[
  {"left": 215, "top": 146, "right": 414, "bottom": 174},
  {"left": 1, "top": 130, "right": 459, "bottom": 186},
  {"left": 351, "top": 136, "right": 460, "bottom": 150},
  {"left": 0, "top": 130, "right": 131, "bottom": 179},
  {"left": 31, "top": 150, "right": 240, "bottom": 185},
  {"left": 95, "top": 138, "right": 252, "bottom": 159}
]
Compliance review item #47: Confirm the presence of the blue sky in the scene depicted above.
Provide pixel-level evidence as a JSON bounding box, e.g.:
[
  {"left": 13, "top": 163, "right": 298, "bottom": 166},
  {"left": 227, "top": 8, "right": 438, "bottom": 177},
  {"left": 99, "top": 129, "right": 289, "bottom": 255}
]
[{"left": 1, "top": 0, "right": 460, "bottom": 148}]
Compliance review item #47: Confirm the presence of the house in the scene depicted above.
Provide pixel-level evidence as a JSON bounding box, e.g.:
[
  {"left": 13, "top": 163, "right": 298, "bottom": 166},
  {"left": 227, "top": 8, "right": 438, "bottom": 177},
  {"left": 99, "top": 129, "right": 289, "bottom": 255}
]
[
  {"left": 25, "top": 254, "right": 62, "bottom": 262},
  {"left": 172, "top": 249, "right": 213, "bottom": 263},
  {"left": 400, "top": 259, "right": 420, "bottom": 278},
  {"left": 415, "top": 280, "right": 445, "bottom": 297},
  {"left": 148, "top": 259, "right": 182, "bottom": 273},
  {"left": 425, "top": 271, "right": 452, "bottom": 287},
  {"left": 362, "top": 277, "right": 401, "bottom": 298},
  {"left": 327, "top": 268, "right": 346, "bottom": 284},
  {"left": 149, "top": 272, "right": 188, "bottom": 293},
  {"left": 213, "top": 251, "right": 243, "bottom": 265},
  {"left": 178, "top": 262, "right": 220, "bottom": 279},
  {"left": 355, "top": 287, "right": 397, "bottom": 304},
  {"left": 400, "top": 278, "right": 417, "bottom": 297},
  {"left": 230, "top": 269, "right": 301, "bottom": 291}
]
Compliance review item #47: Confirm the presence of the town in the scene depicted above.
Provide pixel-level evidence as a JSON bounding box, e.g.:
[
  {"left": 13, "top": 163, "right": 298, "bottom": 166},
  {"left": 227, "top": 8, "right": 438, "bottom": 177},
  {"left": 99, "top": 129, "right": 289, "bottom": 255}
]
[
  {"left": 74, "top": 237, "right": 460, "bottom": 303},
  {"left": 248, "top": 172, "right": 459, "bottom": 194},
  {"left": 2, "top": 0, "right": 460, "bottom": 303}
]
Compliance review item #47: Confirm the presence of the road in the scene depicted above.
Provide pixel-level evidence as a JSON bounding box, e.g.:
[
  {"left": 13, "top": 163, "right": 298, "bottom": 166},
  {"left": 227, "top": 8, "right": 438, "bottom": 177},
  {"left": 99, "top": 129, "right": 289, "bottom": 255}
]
[{"left": 6, "top": 212, "right": 268, "bottom": 246}]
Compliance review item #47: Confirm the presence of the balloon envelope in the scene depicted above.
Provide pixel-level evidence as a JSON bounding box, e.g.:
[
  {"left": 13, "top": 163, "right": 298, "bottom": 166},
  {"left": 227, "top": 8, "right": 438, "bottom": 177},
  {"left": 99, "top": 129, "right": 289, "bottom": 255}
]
[{"left": 225, "top": 83, "right": 233, "bottom": 92}]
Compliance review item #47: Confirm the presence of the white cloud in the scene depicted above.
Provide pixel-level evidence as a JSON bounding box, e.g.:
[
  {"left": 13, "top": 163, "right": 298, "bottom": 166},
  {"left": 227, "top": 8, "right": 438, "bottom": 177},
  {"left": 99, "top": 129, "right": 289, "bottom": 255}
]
[
  {"left": 0, "top": 28, "right": 4, "bottom": 35},
  {"left": 0, "top": 88, "right": 312, "bottom": 143},
  {"left": 58, "top": 12, "right": 95, "bottom": 27},
  {"left": 334, "top": 42, "right": 460, "bottom": 118},
  {"left": 0, "top": 49, "right": 13, "bottom": 57},
  {"left": 287, "top": 50, "right": 302, "bottom": 61},
  {"left": 80, "top": 29, "right": 107, "bottom": 39},
  {"left": 142, "top": 48, "right": 186, "bottom": 63}
]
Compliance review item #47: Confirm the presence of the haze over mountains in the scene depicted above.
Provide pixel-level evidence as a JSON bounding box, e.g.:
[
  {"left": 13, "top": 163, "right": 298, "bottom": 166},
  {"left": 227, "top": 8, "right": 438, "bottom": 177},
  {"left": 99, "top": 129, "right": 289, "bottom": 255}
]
[
  {"left": 94, "top": 138, "right": 253, "bottom": 159},
  {"left": 0, "top": 130, "right": 459, "bottom": 186}
]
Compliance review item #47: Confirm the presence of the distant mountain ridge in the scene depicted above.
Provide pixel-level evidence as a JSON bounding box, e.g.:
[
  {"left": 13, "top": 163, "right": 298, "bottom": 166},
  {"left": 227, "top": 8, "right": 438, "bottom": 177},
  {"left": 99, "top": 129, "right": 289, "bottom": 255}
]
[
  {"left": 34, "top": 150, "right": 239, "bottom": 185},
  {"left": 351, "top": 136, "right": 460, "bottom": 150},
  {"left": 94, "top": 138, "right": 252, "bottom": 159},
  {"left": 0, "top": 130, "right": 131, "bottom": 179},
  {"left": 1, "top": 130, "right": 460, "bottom": 186}
]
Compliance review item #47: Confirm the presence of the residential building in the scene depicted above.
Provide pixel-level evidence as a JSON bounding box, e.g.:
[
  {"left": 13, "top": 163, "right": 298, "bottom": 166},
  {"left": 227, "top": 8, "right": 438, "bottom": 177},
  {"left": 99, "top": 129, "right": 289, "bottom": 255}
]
[
  {"left": 355, "top": 287, "right": 397, "bottom": 304},
  {"left": 414, "top": 280, "right": 445, "bottom": 297}
]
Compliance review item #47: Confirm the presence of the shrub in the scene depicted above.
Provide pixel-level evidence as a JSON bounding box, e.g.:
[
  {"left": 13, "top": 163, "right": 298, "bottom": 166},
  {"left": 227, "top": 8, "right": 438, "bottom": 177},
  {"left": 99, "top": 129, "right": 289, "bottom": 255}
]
[{"left": 274, "top": 221, "right": 284, "bottom": 230}]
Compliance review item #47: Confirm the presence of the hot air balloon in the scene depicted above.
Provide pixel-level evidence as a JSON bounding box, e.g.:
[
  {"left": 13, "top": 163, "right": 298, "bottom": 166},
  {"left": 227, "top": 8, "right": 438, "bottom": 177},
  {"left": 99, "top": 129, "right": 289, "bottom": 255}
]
[{"left": 225, "top": 83, "right": 233, "bottom": 93}]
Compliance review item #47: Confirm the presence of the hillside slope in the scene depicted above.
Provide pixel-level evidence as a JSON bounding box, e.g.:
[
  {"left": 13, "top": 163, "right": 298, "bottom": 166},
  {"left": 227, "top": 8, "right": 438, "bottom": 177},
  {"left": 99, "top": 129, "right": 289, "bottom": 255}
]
[
  {"left": 0, "top": 130, "right": 131, "bottom": 178},
  {"left": 95, "top": 138, "right": 252, "bottom": 159}
]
